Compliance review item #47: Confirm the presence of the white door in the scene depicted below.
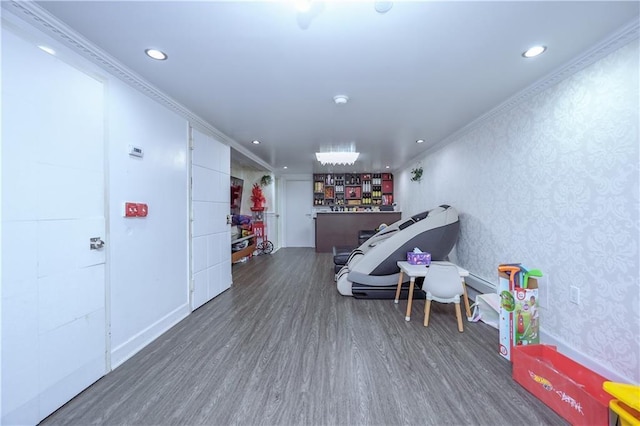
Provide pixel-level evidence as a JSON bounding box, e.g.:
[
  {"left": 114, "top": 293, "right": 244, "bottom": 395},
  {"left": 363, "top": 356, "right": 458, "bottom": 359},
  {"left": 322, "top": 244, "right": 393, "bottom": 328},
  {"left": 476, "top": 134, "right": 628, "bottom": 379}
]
[
  {"left": 2, "top": 27, "right": 107, "bottom": 424},
  {"left": 284, "top": 179, "right": 315, "bottom": 247},
  {"left": 190, "top": 127, "right": 232, "bottom": 310}
]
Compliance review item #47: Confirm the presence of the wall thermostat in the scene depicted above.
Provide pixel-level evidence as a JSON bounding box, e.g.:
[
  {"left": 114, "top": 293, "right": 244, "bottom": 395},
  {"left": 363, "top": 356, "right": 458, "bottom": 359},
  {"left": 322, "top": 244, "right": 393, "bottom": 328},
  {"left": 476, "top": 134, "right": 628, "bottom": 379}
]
[{"left": 128, "top": 145, "right": 144, "bottom": 158}]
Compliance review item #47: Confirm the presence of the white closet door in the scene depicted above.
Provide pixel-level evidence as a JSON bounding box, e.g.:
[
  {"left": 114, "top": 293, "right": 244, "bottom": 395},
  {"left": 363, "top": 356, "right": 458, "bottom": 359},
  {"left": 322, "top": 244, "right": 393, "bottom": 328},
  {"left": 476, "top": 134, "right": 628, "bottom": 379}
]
[
  {"left": 190, "top": 128, "right": 232, "bottom": 310},
  {"left": 2, "top": 27, "right": 107, "bottom": 424},
  {"left": 284, "top": 179, "right": 315, "bottom": 247}
]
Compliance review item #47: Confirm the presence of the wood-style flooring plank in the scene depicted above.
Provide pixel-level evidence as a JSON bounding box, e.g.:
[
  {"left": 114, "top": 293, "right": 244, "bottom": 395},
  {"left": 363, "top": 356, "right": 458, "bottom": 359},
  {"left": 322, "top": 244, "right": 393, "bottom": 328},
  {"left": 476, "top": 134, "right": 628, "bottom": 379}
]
[{"left": 41, "top": 248, "right": 567, "bottom": 426}]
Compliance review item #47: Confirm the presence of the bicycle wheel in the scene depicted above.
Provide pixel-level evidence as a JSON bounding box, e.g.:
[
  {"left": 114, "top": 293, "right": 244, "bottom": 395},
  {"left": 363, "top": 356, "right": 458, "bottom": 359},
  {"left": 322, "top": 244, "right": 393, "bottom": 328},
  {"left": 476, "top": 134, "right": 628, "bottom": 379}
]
[{"left": 262, "top": 240, "right": 274, "bottom": 254}]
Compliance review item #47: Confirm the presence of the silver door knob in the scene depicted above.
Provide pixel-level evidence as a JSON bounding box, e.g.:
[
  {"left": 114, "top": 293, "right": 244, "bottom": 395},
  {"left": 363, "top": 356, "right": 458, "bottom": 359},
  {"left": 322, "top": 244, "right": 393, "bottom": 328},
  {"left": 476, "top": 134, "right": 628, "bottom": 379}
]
[{"left": 90, "top": 237, "right": 105, "bottom": 250}]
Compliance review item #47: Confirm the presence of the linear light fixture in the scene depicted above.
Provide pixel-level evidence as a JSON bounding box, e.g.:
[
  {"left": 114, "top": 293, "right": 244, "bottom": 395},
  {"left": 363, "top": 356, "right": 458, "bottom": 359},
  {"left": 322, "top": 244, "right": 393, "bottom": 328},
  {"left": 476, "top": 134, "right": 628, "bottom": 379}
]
[{"left": 315, "top": 152, "right": 360, "bottom": 166}]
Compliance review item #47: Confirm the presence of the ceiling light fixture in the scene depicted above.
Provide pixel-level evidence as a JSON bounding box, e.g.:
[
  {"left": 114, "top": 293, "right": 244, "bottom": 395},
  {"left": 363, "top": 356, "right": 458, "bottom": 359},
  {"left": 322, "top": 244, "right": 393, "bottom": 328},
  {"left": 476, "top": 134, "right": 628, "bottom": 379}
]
[
  {"left": 374, "top": 1, "right": 394, "bottom": 13},
  {"left": 315, "top": 152, "right": 359, "bottom": 165},
  {"left": 145, "top": 48, "right": 168, "bottom": 61},
  {"left": 252, "top": 140, "right": 260, "bottom": 145},
  {"left": 385, "top": 165, "right": 390, "bottom": 169},
  {"left": 283, "top": 166, "right": 288, "bottom": 169},
  {"left": 522, "top": 45, "right": 547, "bottom": 58},
  {"left": 38, "top": 45, "right": 56, "bottom": 55},
  {"left": 333, "top": 95, "right": 349, "bottom": 105},
  {"left": 416, "top": 139, "right": 425, "bottom": 144},
  {"left": 294, "top": 0, "right": 312, "bottom": 12}
]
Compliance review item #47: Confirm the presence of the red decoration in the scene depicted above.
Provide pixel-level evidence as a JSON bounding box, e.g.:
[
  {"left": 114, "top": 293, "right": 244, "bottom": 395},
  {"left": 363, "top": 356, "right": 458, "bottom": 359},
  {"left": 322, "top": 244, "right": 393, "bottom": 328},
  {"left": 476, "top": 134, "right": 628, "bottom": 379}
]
[{"left": 250, "top": 183, "right": 266, "bottom": 209}]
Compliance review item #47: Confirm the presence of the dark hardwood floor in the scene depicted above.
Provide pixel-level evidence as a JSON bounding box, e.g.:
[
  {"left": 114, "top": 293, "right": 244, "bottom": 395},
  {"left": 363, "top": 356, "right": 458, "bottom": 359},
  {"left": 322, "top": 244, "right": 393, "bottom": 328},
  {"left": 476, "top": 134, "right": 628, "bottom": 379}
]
[{"left": 41, "top": 248, "right": 566, "bottom": 426}]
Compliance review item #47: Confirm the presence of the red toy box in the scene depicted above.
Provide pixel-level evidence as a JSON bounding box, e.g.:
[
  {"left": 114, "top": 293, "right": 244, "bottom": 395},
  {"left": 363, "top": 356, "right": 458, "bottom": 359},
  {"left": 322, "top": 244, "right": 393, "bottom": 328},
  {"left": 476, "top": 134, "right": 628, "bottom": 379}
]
[{"left": 512, "top": 345, "right": 612, "bottom": 425}]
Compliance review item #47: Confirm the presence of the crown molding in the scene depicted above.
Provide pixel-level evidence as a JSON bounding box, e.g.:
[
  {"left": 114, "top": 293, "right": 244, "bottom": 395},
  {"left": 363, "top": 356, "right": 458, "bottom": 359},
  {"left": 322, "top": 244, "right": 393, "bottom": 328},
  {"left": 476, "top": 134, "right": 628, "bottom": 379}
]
[
  {"left": 400, "top": 18, "right": 640, "bottom": 171},
  {"left": 4, "top": 0, "right": 273, "bottom": 172}
]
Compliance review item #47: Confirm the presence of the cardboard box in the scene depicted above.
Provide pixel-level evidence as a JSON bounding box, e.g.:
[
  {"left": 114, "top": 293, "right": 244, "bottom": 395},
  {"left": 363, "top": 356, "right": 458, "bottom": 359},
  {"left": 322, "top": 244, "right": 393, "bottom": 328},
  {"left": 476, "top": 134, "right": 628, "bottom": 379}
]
[
  {"left": 498, "top": 269, "right": 539, "bottom": 361},
  {"left": 512, "top": 345, "right": 612, "bottom": 425}
]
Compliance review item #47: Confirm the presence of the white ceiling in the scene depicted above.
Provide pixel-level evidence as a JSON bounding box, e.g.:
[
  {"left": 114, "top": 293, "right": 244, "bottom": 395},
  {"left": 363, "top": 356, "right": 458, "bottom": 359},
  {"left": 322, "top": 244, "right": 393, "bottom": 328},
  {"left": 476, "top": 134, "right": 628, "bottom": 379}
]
[{"left": 30, "top": 1, "right": 640, "bottom": 175}]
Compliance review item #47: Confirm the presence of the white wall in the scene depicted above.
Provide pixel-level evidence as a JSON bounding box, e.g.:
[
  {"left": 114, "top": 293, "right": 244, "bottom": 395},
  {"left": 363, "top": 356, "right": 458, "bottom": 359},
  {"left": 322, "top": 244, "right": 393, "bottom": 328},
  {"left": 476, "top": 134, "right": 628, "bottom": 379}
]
[
  {"left": 107, "top": 79, "right": 190, "bottom": 368},
  {"left": 397, "top": 40, "right": 639, "bottom": 383}
]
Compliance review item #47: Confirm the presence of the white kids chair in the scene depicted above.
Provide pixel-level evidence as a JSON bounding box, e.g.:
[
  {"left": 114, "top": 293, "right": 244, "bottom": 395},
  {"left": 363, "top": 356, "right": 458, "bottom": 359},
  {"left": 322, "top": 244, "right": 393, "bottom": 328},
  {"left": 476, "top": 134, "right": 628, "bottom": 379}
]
[{"left": 422, "top": 262, "right": 465, "bottom": 332}]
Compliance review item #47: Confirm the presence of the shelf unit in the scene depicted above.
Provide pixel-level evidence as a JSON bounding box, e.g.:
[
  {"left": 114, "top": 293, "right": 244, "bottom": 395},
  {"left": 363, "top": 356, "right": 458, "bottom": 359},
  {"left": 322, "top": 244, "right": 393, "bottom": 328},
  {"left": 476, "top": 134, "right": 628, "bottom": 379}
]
[
  {"left": 313, "top": 173, "right": 393, "bottom": 207},
  {"left": 313, "top": 174, "right": 325, "bottom": 206},
  {"left": 231, "top": 234, "right": 256, "bottom": 263}
]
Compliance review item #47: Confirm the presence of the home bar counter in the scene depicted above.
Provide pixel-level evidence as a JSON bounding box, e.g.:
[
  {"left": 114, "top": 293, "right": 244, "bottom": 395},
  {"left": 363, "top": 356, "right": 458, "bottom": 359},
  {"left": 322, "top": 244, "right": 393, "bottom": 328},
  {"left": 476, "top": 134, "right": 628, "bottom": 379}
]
[{"left": 315, "top": 211, "right": 402, "bottom": 253}]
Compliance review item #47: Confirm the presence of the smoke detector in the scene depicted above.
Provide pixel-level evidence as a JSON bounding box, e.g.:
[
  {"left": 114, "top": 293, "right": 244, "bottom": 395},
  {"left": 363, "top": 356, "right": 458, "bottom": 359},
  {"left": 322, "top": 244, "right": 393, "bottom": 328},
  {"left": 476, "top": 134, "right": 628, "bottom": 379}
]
[{"left": 375, "top": 1, "right": 393, "bottom": 13}]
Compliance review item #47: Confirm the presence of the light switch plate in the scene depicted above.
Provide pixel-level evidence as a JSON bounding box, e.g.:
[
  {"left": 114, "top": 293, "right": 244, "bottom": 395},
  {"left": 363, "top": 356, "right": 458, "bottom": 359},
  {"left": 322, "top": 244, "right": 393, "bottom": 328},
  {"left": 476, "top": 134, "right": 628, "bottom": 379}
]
[{"left": 128, "top": 145, "right": 144, "bottom": 158}]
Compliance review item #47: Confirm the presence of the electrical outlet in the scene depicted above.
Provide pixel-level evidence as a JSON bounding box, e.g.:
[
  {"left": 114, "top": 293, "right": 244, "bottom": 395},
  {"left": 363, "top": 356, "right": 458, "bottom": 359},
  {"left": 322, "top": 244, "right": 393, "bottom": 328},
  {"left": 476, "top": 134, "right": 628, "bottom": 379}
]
[
  {"left": 136, "top": 203, "right": 148, "bottom": 217},
  {"left": 124, "top": 202, "right": 138, "bottom": 217},
  {"left": 569, "top": 286, "right": 580, "bottom": 305}
]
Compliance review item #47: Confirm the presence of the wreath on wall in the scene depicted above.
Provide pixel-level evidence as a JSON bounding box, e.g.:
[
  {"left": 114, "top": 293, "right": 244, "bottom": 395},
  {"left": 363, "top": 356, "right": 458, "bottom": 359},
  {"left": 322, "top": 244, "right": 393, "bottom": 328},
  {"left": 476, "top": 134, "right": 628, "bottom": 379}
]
[
  {"left": 260, "top": 174, "right": 273, "bottom": 187},
  {"left": 410, "top": 166, "right": 423, "bottom": 182}
]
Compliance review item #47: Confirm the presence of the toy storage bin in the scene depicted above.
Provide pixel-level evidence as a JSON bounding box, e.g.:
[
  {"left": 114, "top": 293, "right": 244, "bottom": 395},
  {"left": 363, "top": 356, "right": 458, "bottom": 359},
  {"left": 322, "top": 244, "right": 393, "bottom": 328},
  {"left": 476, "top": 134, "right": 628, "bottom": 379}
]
[
  {"left": 603, "top": 381, "right": 640, "bottom": 411},
  {"left": 604, "top": 381, "right": 640, "bottom": 426},
  {"left": 610, "top": 400, "right": 640, "bottom": 426},
  {"left": 512, "top": 344, "right": 611, "bottom": 426}
]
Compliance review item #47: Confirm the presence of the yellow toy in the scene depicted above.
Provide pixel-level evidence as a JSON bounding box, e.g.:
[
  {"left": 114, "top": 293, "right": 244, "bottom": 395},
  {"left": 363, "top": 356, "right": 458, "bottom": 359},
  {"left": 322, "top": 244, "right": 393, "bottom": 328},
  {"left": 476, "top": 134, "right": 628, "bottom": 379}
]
[{"left": 603, "top": 381, "right": 640, "bottom": 426}]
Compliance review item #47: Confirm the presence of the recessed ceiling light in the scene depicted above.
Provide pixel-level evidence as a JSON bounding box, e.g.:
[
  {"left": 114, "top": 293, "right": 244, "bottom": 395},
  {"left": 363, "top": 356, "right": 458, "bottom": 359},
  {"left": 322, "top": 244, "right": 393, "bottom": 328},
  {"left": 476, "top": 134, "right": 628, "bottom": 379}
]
[
  {"left": 145, "top": 48, "right": 167, "bottom": 61},
  {"left": 283, "top": 166, "right": 288, "bottom": 169},
  {"left": 374, "top": 1, "right": 394, "bottom": 13},
  {"left": 416, "top": 139, "right": 425, "bottom": 144},
  {"left": 522, "top": 45, "right": 546, "bottom": 58},
  {"left": 333, "top": 95, "right": 349, "bottom": 105},
  {"left": 385, "top": 165, "right": 390, "bottom": 169},
  {"left": 38, "top": 45, "right": 56, "bottom": 55},
  {"left": 252, "top": 140, "right": 260, "bottom": 145}
]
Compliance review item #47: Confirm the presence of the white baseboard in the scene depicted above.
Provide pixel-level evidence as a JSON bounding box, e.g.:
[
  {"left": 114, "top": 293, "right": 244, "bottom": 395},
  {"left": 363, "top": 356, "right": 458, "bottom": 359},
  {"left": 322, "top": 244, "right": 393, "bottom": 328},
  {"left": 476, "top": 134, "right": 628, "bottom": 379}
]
[
  {"left": 110, "top": 303, "right": 191, "bottom": 369},
  {"left": 1, "top": 395, "right": 39, "bottom": 426}
]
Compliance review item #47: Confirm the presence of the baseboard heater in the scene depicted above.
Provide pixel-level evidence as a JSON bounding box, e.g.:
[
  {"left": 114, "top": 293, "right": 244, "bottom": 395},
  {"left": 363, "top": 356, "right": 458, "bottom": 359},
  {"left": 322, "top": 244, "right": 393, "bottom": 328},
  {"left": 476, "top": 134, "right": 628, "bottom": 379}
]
[
  {"left": 464, "top": 273, "right": 496, "bottom": 302},
  {"left": 352, "top": 282, "right": 425, "bottom": 300}
]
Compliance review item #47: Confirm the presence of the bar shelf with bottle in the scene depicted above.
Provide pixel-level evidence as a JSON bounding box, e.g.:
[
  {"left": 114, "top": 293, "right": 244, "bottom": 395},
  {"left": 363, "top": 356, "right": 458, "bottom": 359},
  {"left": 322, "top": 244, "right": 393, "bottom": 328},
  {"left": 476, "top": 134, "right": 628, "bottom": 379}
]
[{"left": 313, "top": 172, "right": 393, "bottom": 207}]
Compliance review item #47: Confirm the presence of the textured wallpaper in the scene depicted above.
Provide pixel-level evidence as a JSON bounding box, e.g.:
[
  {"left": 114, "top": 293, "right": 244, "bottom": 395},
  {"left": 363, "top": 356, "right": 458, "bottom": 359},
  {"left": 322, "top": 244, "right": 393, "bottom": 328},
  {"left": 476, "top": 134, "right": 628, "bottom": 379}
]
[{"left": 397, "top": 40, "right": 639, "bottom": 382}]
